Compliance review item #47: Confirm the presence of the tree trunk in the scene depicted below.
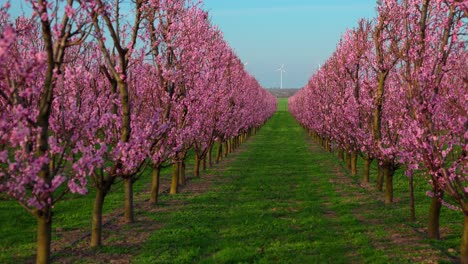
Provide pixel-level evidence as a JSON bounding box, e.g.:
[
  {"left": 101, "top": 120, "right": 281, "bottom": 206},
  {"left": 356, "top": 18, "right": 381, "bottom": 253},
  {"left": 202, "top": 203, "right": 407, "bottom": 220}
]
[
  {"left": 202, "top": 156, "right": 207, "bottom": 171},
  {"left": 216, "top": 142, "right": 223, "bottom": 163},
  {"left": 124, "top": 177, "right": 134, "bottom": 224},
  {"left": 363, "top": 157, "right": 371, "bottom": 183},
  {"left": 170, "top": 163, "right": 179, "bottom": 194},
  {"left": 178, "top": 161, "right": 186, "bottom": 186},
  {"left": 36, "top": 210, "right": 52, "bottom": 264},
  {"left": 338, "top": 148, "right": 344, "bottom": 161},
  {"left": 409, "top": 172, "right": 416, "bottom": 221},
  {"left": 346, "top": 153, "right": 352, "bottom": 170},
  {"left": 383, "top": 163, "right": 395, "bottom": 204},
  {"left": 351, "top": 151, "right": 357, "bottom": 176},
  {"left": 428, "top": 190, "right": 443, "bottom": 239},
  {"left": 194, "top": 155, "right": 201, "bottom": 178},
  {"left": 150, "top": 165, "right": 161, "bottom": 205},
  {"left": 377, "top": 164, "right": 384, "bottom": 192},
  {"left": 91, "top": 188, "right": 106, "bottom": 247},
  {"left": 208, "top": 145, "right": 213, "bottom": 167},
  {"left": 223, "top": 141, "right": 229, "bottom": 158},
  {"left": 461, "top": 214, "right": 468, "bottom": 264}
]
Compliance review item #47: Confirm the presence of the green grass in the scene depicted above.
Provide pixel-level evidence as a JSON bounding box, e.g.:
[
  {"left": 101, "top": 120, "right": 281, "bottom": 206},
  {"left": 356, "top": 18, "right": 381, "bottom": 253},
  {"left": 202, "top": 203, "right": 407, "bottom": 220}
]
[
  {"left": 0, "top": 167, "right": 154, "bottom": 262},
  {"left": 134, "top": 98, "right": 387, "bottom": 263},
  {"left": 0, "top": 98, "right": 463, "bottom": 263}
]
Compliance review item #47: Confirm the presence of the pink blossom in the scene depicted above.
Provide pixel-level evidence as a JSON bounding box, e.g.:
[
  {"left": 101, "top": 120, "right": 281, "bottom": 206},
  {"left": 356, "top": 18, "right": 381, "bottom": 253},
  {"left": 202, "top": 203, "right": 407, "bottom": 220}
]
[
  {"left": 40, "top": 12, "right": 48, "bottom": 21},
  {"left": 0, "top": 151, "right": 7, "bottom": 163},
  {"left": 65, "top": 5, "right": 76, "bottom": 17}
]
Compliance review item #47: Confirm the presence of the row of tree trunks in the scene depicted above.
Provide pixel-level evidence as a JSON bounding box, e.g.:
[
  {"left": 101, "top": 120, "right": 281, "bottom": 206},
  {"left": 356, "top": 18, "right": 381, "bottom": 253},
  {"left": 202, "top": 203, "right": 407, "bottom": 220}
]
[
  {"left": 307, "top": 130, "right": 443, "bottom": 242},
  {"left": 169, "top": 130, "right": 257, "bottom": 197}
]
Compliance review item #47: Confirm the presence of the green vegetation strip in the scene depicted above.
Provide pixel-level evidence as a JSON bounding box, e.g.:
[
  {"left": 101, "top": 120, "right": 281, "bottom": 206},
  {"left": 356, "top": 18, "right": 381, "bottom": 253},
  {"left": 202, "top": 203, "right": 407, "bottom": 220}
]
[{"left": 135, "top": 99, "right": 383, "bottom": 263}]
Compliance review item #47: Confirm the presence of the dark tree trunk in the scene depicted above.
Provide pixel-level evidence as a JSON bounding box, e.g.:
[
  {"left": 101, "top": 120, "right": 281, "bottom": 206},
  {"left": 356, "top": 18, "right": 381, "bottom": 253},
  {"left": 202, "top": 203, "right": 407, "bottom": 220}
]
[
  {"left": 91, "top": 188, "right": 106, "bottom": 247},
  {"left": 178, "top": 161, "right": 186, "bottom": 186},
  {"left": 428, "top": 189, "right": 443, "bottom": 239},
  {"left": 338, "top": 148, "right": 344, "bottom": 161},
  {"left": 409, "top": 172, "right": 416, "bottom": 221},
  {"left": 36, "top": 209, "right": 52, "bottom": 264},
  {"left": 461, "top": 214, "right": 468, "bottom": 264},
  {"left": 346, "top": 152, "right": 352, "bottom": 170},
  {"left": 377, "top": 164, "right": 384, "bottom": 192},
  {"left": 170, "top": 163, "right": 179, "bottom": 194},
  {"left": 223, "top": 141, "right": 229, "bottom": 158},
  {"left": 351, "top": 151, "right": 357, "bottom": 176},
  {"left": 150, "top": 165, "right": 161, "bottom": 205},
  {"left": 383, "top": 163, "right": 395, "bottom": 204},
  {"left": 208, "top": 145, "right": 213, "bottom": 167},
  {"left": 216, "top": 142, "right": 223, "bottom": 163},
  {"left": 363, "top": 157, "right": 371, "bottom": 183},
  {"left": 194, "top": 155, "right": 201, "bottom": 178},
  {"left": 124, "top": 177, "right": 134, "bottom": 223}
]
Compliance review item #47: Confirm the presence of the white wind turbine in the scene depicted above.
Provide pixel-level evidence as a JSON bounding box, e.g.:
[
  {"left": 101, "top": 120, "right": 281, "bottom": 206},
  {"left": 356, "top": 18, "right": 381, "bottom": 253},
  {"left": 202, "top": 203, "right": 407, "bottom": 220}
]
[{"left": 277, "top": 64, "right": 286, "bottom": 89}]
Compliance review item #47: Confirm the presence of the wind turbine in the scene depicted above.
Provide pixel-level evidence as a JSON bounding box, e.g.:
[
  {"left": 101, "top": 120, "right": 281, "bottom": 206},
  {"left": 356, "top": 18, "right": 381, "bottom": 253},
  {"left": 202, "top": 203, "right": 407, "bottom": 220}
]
[{"left": 277, "top": 64, "right": 286, "bottom": 89}]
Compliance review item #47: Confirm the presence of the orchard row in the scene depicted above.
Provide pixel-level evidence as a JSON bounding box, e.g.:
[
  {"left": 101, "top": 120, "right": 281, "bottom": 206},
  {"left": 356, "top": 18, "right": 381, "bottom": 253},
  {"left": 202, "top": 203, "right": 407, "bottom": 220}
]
[
  {"left": 0, "top": 1, "right": 277, "bottom": 263},
  {"left": 289, "top": 0, "right": 467, "bottom": 261}
]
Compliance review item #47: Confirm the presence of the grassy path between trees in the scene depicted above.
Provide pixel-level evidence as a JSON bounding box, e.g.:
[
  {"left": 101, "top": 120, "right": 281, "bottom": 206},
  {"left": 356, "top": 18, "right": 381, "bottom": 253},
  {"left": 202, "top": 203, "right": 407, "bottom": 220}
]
[{"left": 133, "top": 100, "right": 451, "bottom": 263}]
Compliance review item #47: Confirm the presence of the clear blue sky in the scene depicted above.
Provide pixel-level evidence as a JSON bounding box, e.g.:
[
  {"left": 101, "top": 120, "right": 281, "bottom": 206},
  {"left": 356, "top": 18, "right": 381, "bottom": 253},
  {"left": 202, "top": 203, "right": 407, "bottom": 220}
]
[
  {"left": 7, "top": 0, "right": 377, "bottom": 89},
  {"left": 203, "top": 0, "right": 377, "bottom": 88}
]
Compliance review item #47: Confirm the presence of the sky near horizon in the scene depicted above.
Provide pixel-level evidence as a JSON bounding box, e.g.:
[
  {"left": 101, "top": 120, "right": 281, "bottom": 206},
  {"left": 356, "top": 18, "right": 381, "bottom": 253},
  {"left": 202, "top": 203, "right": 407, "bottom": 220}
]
[{"left": 203, "top": 0, "right": 377, "bottom": 88}]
